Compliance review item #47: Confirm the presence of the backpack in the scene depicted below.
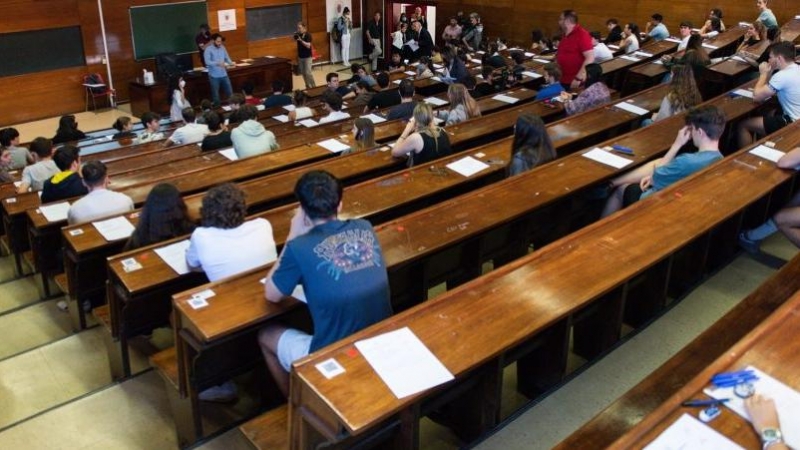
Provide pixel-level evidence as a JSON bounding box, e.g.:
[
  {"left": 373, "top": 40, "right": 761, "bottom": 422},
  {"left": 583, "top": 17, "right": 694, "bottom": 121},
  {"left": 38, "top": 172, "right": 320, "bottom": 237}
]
[{"left": 331, "top": 18, "right": 342, "bottom": 44}]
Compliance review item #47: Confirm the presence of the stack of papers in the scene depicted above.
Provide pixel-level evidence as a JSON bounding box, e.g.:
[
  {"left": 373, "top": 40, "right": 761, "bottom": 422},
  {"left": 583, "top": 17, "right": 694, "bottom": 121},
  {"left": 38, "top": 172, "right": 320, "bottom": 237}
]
[
  {"left": 154, "top": 240, "right": 191, "bottom": 275},
  {"left": 404, "top": 70, "right": 416, "bottom": 76},
  {"left": 614, "top": 102, "right": 650, "bottom": 116},
  {"left": 633, "top": 51, "right": 653, "bottom": 58},
  {"left": 665, "top": 37, "right": 682, "bottom": 43},
  {"left": 93, "top": 216, "right": 135, "bottom": 241},
  {"left": 317, "top": 139, "right": 350, "bottom": 153},
  {"left": 524, "top": 52, "right": 535, "bottom": 57},
  {"left": 582, "top": 148, "right": 634, "bottom": 169},
  {"left": 446, "top": 156, "right": 490, "bottom": 177},
  {"left": 702, "top": 43, "right": 719, "bottom": 50},
  {"left": 40, "top": 202, "right": 71, "bottom": 222},
  {"left": 470, "top": 58, "right": 482, "bottom": 64}
]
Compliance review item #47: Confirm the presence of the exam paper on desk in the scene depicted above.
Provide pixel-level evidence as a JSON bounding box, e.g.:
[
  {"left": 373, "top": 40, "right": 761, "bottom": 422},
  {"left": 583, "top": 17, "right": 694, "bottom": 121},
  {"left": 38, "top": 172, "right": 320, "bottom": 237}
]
[
  {"left": 93, "top": 216, "right": 135, "bottom": 241},
  {"left": 154, "top": 239, "right": 191, "bottom": 275},
  {"left": 643, "top": 414, "right": 744, "bottom": 450}
]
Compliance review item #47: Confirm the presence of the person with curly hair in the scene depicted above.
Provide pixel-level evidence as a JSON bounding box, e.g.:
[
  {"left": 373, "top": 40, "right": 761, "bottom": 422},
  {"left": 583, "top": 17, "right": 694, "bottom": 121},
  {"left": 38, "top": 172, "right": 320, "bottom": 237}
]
[{"left": 124, "top": 183, "right": 195, "bottom": 251}]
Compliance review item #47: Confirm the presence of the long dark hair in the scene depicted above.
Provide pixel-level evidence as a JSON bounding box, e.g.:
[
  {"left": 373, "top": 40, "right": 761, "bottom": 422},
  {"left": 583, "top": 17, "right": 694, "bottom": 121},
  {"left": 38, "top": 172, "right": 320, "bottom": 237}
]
[
  {"left": 56, "top": 115, "right": 79, "bottom": 134},
  {"left": 124, "top": 183, "right": 195, "bottom": 251},
  {"left": 508, "top": 114, "right": 555, "bottom": 176}
]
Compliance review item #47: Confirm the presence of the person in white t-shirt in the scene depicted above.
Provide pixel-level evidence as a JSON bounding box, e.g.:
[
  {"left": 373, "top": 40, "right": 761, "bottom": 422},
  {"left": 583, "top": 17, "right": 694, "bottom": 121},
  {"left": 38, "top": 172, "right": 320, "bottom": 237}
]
[
  {"left": 590, "top": 31, "right": 613, "bottom": 62},
  {"left": 318, "top": 91, "right": 350, "bottom": 124},
  {"left": 165, "top": 107, "right": 208, "bottom": 146},
  {"left": 67, "top": 160, "right": 134, "bottom": 225}
]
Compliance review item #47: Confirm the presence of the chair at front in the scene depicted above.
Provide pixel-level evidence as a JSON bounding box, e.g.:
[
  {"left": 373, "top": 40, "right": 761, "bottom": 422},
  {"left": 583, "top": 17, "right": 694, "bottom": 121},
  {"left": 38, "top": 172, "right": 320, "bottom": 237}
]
[{"left": 83, "top": 73, "right": 115, "bottom": 112}]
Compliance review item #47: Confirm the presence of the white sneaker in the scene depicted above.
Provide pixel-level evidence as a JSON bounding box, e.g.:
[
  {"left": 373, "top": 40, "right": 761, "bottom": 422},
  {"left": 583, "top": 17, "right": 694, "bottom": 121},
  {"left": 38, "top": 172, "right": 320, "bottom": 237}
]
[
  {"left": 198, "top": 380, "right": 238, "bottom": 403},
  {"left": 56, "top": 300, "right": 68, "bottom": 312}
]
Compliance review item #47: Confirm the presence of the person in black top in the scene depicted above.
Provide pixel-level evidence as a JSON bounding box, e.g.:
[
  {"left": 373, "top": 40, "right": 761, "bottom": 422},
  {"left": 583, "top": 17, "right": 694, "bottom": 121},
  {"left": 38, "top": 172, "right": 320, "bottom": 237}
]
[
  {"left": 201, "top": 111, "right": 232, "bottom": 151},
  {"left": 412, "top": 20, "right": 433, "bottom": 59},
  {"left": 295, "top": 22, "right": 315, "bottom": 88},
  {"left": 605, "top": 18, "right": 623, "bottom": 44},
  {"left": 366, "top": 11, "right": 383, "bottom": 71},
  {"left": 386, "top": 79, "right": 416, "bottom": 121},
  {"left": 473, "top": 66, "right": 499, "bottom": 97},
  {"left": 263, "top": 80, "right": 293, "bottom": 108},
  {"left": 52, "top": 115, "right": 86, "bottom": 145},
  {"left": 41, "top": 145, "right": 88, "bottom": 203},
  {"left": 391, "top": 103, "right": 452, "bottom": 167},
  {"left": 195, "top": 23, "right": 211, "bottom": 67},
  {"left": 485, "top": 42, "right": 506, "bottom": 68},
  {"left": 442, "top": 47, "right": 468, "bottom": 84},
  {"left": 367, "top": 72, "right": 401, "bottom": 111}
]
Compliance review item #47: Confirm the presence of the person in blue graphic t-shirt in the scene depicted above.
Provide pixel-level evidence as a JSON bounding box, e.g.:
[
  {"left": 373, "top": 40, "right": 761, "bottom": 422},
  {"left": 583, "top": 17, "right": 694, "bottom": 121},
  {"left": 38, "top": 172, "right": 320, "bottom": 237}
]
[{"left": 258, "top": 170, "right": 392, "bottom": 396}]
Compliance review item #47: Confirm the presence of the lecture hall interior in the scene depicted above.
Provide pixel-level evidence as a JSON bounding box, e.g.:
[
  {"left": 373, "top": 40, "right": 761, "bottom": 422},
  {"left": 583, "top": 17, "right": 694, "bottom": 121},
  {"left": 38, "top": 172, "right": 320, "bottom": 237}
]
[{"left": 0, "top": 0, "right": 799, "bottom": 448}]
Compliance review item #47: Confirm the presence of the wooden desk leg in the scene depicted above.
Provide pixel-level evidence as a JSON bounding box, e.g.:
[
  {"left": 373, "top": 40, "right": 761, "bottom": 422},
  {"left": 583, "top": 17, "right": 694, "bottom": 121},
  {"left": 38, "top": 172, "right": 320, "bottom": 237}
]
[
  {"left": 667, "top": 233, "right": 711, "bottom": 299},
  {"left": 165, "top": 381, "right": 202, "bottom": 448},
  {"left": 392, "top": 404, "right": 421, "bottom": 450},
  {"left": 573, "top": 285, "right": 625, "bottom": 361},
  {"left": 517, "top": 318, "right": 570, "bottom": 398},
  {"left": 623, "top": 258, "right": 671, "bottom": 328}
]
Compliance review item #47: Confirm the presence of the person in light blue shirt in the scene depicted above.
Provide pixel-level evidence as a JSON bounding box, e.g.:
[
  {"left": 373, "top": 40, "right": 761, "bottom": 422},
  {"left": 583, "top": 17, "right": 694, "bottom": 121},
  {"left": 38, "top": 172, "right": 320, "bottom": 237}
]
[
  {"left": 204, "top": 33, "right": 234, "bottom": 106},
  {"left": 756, "top": 0, "right": 778, "bottom": 29},
  {"left": 646, "top": 14, "right": 669, "bottom": 41}
]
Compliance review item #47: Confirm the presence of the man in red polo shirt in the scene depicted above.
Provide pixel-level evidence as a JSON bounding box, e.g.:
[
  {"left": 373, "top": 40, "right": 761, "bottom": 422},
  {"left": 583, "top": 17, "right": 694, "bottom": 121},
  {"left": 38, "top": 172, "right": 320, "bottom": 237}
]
[{"left": 556, "top": 9, "right": 595, "bottom": 89}]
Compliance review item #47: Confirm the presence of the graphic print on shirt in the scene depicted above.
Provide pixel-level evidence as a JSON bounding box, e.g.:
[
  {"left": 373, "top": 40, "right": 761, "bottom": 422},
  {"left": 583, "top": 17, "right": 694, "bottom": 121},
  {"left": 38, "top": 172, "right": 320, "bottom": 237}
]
[{"left": 314, "top": 228, "right": 381, "bottom": 280}]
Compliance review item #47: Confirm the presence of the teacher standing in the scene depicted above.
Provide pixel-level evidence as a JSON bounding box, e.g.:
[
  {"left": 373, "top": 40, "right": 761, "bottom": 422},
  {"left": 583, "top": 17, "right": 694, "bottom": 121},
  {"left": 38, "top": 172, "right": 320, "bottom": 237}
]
[
  {"left": 295, "top": 22, "right": 316, "bottom": 88},
  {"left": 204, "top": 33, "right": 234, "bottom": 106}
]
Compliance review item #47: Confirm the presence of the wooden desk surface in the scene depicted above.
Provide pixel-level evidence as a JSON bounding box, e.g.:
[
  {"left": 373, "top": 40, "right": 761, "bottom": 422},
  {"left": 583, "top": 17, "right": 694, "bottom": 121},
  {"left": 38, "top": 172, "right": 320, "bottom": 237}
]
[
  {"left": 608, "top": 289, "right": 800, "bottom": 449},
  {"left": 289, "top": 122, "right": 799, "bottom": 438},
  {"left": 708, "top": 39, "right": 770, "bottom": 77},
  {"left": 600, "top": 40, "right": 678, "bottom": 76}
]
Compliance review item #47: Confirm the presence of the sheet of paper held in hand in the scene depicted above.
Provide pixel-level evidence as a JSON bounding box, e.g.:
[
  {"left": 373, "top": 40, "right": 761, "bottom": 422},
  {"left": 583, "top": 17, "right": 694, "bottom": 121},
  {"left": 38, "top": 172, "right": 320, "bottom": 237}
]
[
  {"left": 582, "top": 148, "right": 634, "bottom": 169},
  {"left": 704, "top": 365, "right": 800, "bottom": 449},
  {"left": 93, "top": 216, "right": 135, "bottom": 241},
  {"left": 154, "top": 239, "right": 191, "bottom": 275},
  {"left": 40, "top": 202, "right": 71, "bottom": 222},
  {"left": 643, "top": 414, "right": 743, "bottom": 450},
  {"left": 355, "top": 327, "right": 454, "bottom": 399}
]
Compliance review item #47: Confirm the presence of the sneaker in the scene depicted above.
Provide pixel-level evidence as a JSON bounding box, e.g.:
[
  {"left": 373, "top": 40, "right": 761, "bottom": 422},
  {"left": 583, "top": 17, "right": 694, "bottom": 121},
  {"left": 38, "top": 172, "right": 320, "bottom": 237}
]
[
  {"left": 198, "top": 380, "right": 238, "bottom": 403},
  {"left": 56, "top": 300, "right": 68, "bottom": 312},
  {"left": 738, "top": 232, "right": 761, "bottom": 255}
]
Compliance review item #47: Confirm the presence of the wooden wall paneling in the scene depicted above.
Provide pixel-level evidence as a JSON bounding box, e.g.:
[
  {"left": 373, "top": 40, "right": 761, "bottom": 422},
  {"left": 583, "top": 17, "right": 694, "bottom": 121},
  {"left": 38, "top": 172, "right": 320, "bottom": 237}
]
[{"left": 0, "top": 0, "right": 79, "bottom": 34}]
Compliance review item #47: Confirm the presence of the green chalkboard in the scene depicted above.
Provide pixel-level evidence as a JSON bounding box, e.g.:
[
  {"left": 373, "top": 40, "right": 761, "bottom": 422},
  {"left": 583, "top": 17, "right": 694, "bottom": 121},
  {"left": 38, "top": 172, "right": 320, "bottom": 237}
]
[
  {"left": 130, "top": 1, "right": 208, "bottom": 60},
  {"left": 246, "top": 5, "right": 303, "bottom": 41},
  {"left": 0, "top": 27, "right": 85, "bottom": 77}
]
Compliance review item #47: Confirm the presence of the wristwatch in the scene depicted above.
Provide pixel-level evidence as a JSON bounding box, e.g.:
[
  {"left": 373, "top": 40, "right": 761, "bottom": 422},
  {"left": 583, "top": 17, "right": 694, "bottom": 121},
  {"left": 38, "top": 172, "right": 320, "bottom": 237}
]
[{"left": 760, "top": 427, "right": 783, "bottom": 449}]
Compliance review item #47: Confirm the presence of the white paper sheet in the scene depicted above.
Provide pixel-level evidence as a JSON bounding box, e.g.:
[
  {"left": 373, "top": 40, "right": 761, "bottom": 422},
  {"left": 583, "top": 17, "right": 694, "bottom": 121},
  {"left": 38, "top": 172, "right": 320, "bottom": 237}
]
[
  {"left": 317, "top": 138, "right": 350, "bottom": 153},
  {"left": 272, "top": 114, "right": 289, "bottom": 123},
  {"left": 221, "top": 105, "right": 233, "bottom": 111},
  {"left": 608, "top": 44, "right": 620, "bottom": 50},
  {"left": 524, "top": 52, "right": 534, "bottom": 57},
  {"left": 218, "top": 148, "right": 239, "bottom": 161},
  {"left": 614, "top": 101, "right": 650, "bottom": 116},
  {"left": 432, "top": 63, "right": 443, "bottom": 69},
  {"left": 446, "top": 156, "right": 491, "bottom": 177},
  {"left": 299, "top": 119, "right": 319, "bottom": 128},
  {"left": 702, "top": 43, "right": 719, "bottom": 50},
  {"left": 40, "top": 202, "right": 71, "bottom": 222},
  {"left": 470, "top": 58, "right": 482, "bottom": 64},
  {"left": 704, "top": 365, "right": 800, "bottom": 448},
  {"left": 521, "top": 71, "right": 543, "bottom": 79},
  {"left": 403, "top": 70, "right": 416, "bottom": 76},
  {"left": 92, "top": 216, "right": 135, "bottom": 241},
  {"left": 393, "top": 79, "right": 403, "bottom": 85},
  {"left": 355, "top": 327, "right": 454, "bottom": 399},
  {"left": 154, "top": 239, "right": 191, "bottom": 275},
  {"left": 653, "top": 59, "right": 665, "bottom": 65},
  {"left": 634, "top": 51, "right": 654, "bottom": 58},
  {"left": 620, "top": 55, "right": 641, "bottom": 62},
  {"left": 582, "top": 148, "right": 634, "bottom": 169},
  {"left": 431, "top": 76, "right": 442, "bottom": 82},
  {"left": 732, "top": 89, "right": 754, "bottom": 98},
  {"left": 491, "top": 94, "right": 520, "bottom": 104},
  {"left": 282, "top": 104, "right": 296, "bottom": 111},
  {"left": 255, "top": 104, "right": 265, "bottom": 111},
  {"left": 643, "top": 414, "right": 744, "bottom": 450},
  {"left": 665, "top": 37, "right": 682, "bottom": 43},
  {"left": 730, "top": 55, "right": 748, "bottom": 64},
  {"left": 355, "top": 114, "right": 384, "bottom": 125},
  {"left": 533, "top": 58, "right": 550, "bottom": 64},
  {"left": 749, "top": 145, "right": 786, "bottom": 163},
  {"left": 424, "top": 97, "right": 449, "bottom": 106}
]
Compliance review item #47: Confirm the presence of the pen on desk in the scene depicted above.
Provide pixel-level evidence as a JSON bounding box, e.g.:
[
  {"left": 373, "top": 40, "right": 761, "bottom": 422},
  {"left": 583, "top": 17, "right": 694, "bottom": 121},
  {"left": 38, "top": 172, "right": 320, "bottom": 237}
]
[
  {"left": 681, "top": 398, "right": 731, "bottom": 407},
  {"left": 611, "top": 145, "right": 634, "bottom": 155}
]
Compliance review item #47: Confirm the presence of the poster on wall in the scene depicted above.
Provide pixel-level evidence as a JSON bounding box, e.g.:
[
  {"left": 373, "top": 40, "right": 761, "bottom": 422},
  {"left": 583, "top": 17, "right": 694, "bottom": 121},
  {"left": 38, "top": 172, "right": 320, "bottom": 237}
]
[
  {"left": 327, "top": 0, "right": 362, "bottom": 65},
  {"left": 218, "top": 9, "right": 237, "bottom": 31}
]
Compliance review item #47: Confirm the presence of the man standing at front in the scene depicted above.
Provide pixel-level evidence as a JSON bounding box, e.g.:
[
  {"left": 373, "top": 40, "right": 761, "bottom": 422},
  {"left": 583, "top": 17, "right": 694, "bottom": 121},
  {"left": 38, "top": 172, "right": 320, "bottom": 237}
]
[
  {"left": 259, "top": 171, "right": 392, "bottom": 396},
  {"left": 556, "top": 10, "right": 594, "bottom": 89},
  {"left": 295, "top": 22, "right": 316, "bottom": 88},
  {"left": 204, "top": 33, "right": 233, "bottom": 106},
  {"left": 366, "top": 12, "right": 383, "bottom": 72}
]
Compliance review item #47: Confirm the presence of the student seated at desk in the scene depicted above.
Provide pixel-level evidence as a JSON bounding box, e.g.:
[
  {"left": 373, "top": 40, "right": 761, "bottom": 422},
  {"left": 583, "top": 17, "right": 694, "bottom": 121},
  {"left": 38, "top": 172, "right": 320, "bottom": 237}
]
[
  {"left": 226, "top": 93, "right": 247, "bottom": 125},
  {"left": 0, "top": 127, "right": 34, "bottom": 170},
  {"left": 590, "top": 31, "right": 614, "bottom": 63},
  {"left": 262, "top": 80, "right": 293, "bottom": 108},
  {"left": 17, "top": 137, "right": 58, "bottom": 193},
  {"left": 436, "top": 83, "right": 481, "bottom": 126},
  {"left": 602, "top": 105, "right": 725, "bottom": 217},
  {"left": 242, "top": 81, "right": 262, "bottom": 106},
  {"left": 200, "top": 111, "right": 232, "bottom": 152},
  {"left": 699, "top": 8, "right": 726, "bottom": 35},
  {"left": 67, "top": 160, "right": 134, "bottom": 225},
  {"left": 642, "top": 64, "right": 702, "bottom": 126},
  {"left": 41, "top": 145, "right": 87, "bottom": 204},
  {"left": 0, "top": 149, "right": 14, "bottom": 183},
  {"left": 287, "top": 91, "right": 314, "bottom": 122},
  {"left": 366, "top": 72, "right": 400, "bottom": 112},
  {"left": 123, "top": 183, "right": 195, "bottom": 251},
  {"left": 559, "top": 63, "right": 610, "bottom": 116},
  {"left": 392, "top": 103, "right": 452, "bottom": 166},
  {"left": 318, "top": 91, "right": 350, "bottom": 124},
  {"left": 258, "top": 170, "right": 392, "bottom": 396},
  {"left": 52, "top": 115, "right": 86, "bottom": 145},
  {"left": 350, "top": 81, "right": 375, "bottom": 108},
  {"left": 111, "top": 117, "right": 136, "bottom": 140},
  {"left": 620, "top": 23, "right": 641, "bottom": 54},
  {"left": 165, "top": 107, "right": 208, "bottom": 147},
  {"left": 135, "top": 111, "right": 165, "bottom": 144},
  {"left": 535, "top": 63, "right": 566, "bottom": 101},
  {"left": 345, "top": 118, "right": 376, "bottom": 154},
  {"left": 231, "top": 105, "right": 278, "bottom": 158},
  {"left": 745, "top": 394, "right": 788, "bottom": 450},
  {"left": 507, "top": 114, "right": 556, "bottom": 177},
  {"left": 325, "top": 72, "right": 352, "bottom": 98},
  {"left": 386, "top": 79, "right": 417, "bottom": 121}
]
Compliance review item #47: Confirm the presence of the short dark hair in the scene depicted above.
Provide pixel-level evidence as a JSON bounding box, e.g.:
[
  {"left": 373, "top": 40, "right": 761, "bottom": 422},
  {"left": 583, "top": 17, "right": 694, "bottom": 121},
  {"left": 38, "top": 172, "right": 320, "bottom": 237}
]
[
  {"left": 398, "top": 79, "right": 415, "bottom": 98},
  {"left": 561, "top": 10, "right": 578, "bottom": 23},
  {"left": 710, "top": 8, "right": 723, "bottom": 19},
  {"left": 81, "top": 160, "right": 107, "bottom": 187},
  {"left": 53, "top": 145, "right": 80, "bottom": 171},
  {"left": 181, "top": 107, "right": 196, "bottom": 123},
  {"left": 685, "top": 106, "right": 726, "bottom": 140},
  {"left": 241, "top": 81, "right": 255, "bottom": 95},
  {"left": 294, "top": 171, "right": 343, "bottom": 219},
  {"left": 293, "top": 90, "right": 307, "bottom": 106},
  {"left": 204, "top": 110, "right": 223, "bottom": 131},
  {"left": 589, "top": 31, "right": 602, "bottom": 40},
  {"left": 511, "top": 51, "right": 525, "bottom": 64},
  {"left": 200, "top": 183, "right": 247, "bottom": 229},
  {"left": 585, "top": 63, "right": 603, "bottom": 87},
  {"left": 0, "top": 127, "right": 19, "bottom": 146},
  {"left": 271, "top": 80, "right": 284, "bottom": 93},
  {"left": 355, "top": 81, "right": 370, "bottom": 91},
  {"left": 326, "top": 72, "right": 339, "bottom": 83},
  {"left": 463, "top": 75, "right": 477, "bottom": 90},
  {"left": 680, "top": 21, "right": 693, "bottom": 28},
  {"left": 210, "top": 33, "right": 223, "bottom": 41},
  {"left": 376, "top": 72, "right": 390, "bottom": 88},
  {"left": 239, "top": 104, "right": 259, "bottom": 121},
  {"left": 768, "top": 41, "right": 795, "bottom": 61},
  {"left": 140, "top": 111, "right": 159, "bottom": 127},
  {"left": 322, "top": 91, "right": 343, "bottom": 111},
  {"left": 351, "top": 63, "right": 364, "bottom": 74},
  {"left": 544, "top": 62, "right": 562, "bottom": 81},
  {"left": 606, "top": 18, "right": 619, "bottom": 26},
  {"left": 651, "top": 13, "right": 663, "bottom": 22},
  {"left": 29, "top": 137, "right": 53, "bottom": 158},
  {"left": 229, "top": 93, "right": 246, "bottom": 106}
]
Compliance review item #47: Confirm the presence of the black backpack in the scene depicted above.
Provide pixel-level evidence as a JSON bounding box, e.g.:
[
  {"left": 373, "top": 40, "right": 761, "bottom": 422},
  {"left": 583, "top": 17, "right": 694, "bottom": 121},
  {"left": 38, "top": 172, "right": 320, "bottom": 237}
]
[{"left": 331, "top": 18, "right": 342, "bottom": 44}]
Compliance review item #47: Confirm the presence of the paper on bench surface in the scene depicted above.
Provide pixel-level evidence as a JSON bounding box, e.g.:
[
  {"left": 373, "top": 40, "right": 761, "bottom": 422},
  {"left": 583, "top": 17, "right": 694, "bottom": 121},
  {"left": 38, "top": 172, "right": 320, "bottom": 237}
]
[
  {"left": 282, "top": 104, "right": 296, "bottom": 111},
  {"left": 521, "top": 71, "right": 543, "bottom": 79},
  {"left": 154, "top": 239, "right": 191, "bottom": 275},
  {"left": 40, "top": 202, "right": 71, "bottom": 222},
  {"left": 533, "top": 58, "right": 550, "bottom": 64},
  {"left": 614, "top": 101, "right": 650, "bottom": 116},
  {"left": 317, "top": 139, "right": 350, "bottom": 153},
  {"left": 299, "top": 118, "right": 318, "bottom": 128},
  {"left": 393, "top": 79, "right": 403, "bottom": 85},
  {"left": 524, "top": 52, "right": 535, "bottom": 57},
  {"left": 732, "top": 89, "right": 754, "bottom": 99},
  {"left": 633, "top": 51, "right": 654, "bottom": 58},
  {"left": 355, "top": 327, "right": 454, "bottom": 399},
  {"left": 665, "top": 37, "right": 682, "bottom": 43},
  {"left": 404, "top": 70, "right": 416, "bottom": 76},
  {"left": 620, "top": 55, "right": 641, "bottom": 62},
  {"left": 643, "top": 414, "right": 744, "bottom": 450},
  {"left": 749, "top": 144, "right": 786, "bottom": 163},
  {"left": 705, "top": 365, "right": 800, "bottom": 449},
  {"left": 492, "top": 94, "right": 520, "bottom": 104},
  {"left": 361, "top": 114, "right": 386, "bottom": 124},
  {"left": 424, "top": 97, "right": 449, "bottom": 106},
  {"left": 218, "top": 148, "right": 239, "bottom": 161},
  {"left": 702, "top": 43, "right": 719, "bottom": 50},
  {"left": 92, "top": 216, "right": 135, "bottom": 241},
  {"left": 446, "top": 156, "right": 490, "bottom": 177},
  {"left": 272, "top": 114, "right": 289, "bottom": 123},
  {"left": 470, "top": 58, "right": 482, "bottom": 64},
  {"left": 582, "top": 148, "right": 634, "bottom": 169}
]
